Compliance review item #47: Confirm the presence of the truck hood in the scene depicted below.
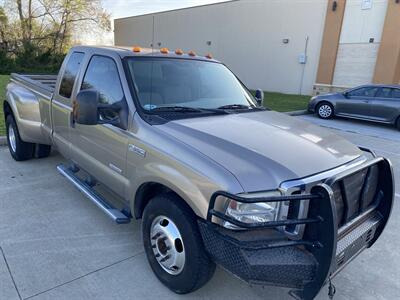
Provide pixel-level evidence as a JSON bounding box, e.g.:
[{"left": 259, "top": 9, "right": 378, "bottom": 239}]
[{"left": 157, "top": 110, "right": 361, "bottom": 192}]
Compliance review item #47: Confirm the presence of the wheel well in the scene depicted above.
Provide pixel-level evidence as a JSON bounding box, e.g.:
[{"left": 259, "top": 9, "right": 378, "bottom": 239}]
[
  {"left": 134, "top": 182, "right": 180, "bottom": 219},
  {"left": 3, "top": 101, "right": 13, "bottom": 120}
]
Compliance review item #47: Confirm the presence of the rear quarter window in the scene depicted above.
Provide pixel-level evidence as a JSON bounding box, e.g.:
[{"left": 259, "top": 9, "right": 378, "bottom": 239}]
[
  {"left": 392, "top": 89, "right": 400, "bottom": 99},
  {"left": 59, "top": 52, "right": 85, "bottom": 98}
]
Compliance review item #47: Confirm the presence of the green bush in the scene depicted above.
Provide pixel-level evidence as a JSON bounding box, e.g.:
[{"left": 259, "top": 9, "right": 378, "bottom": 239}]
[
  {"left": 0, "top": 45, "right": 64, "bottom": 75},
  {"left": 0, "top": 51, "right": 16, "bottom": 74}
]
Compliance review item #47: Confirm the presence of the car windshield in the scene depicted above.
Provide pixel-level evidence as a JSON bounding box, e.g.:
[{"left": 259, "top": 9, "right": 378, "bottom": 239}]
[{"left": 125, "top": 57, "right": 257, "bottom": 112}]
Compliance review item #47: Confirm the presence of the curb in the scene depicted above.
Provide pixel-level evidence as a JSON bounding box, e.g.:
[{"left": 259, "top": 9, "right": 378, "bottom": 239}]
[
  {"left": 0, "top": 136, "right": 7, "bottom": 146},
  {"left": 285, "top": 110, "right": 311, "bottom": 116}
]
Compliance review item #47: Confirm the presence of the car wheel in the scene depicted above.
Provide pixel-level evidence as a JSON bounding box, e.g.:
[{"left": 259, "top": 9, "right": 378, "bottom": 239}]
[
  {"left": 317, "top": 102, "right": 334, "bottom": 119},
  {"left": 6, "top": 115, "right": 34, "bottom": 161},
  {"left": 396, "top": 117, "right": 400, "bottom": 131},
  {"left": 142, "top": 193, "right": 215, "bottom": 294}
]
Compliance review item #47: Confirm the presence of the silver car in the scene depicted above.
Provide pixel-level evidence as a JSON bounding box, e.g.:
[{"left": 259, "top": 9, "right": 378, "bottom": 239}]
[{"left": 308, "top": 84, "right": 400, "bottom": 130}]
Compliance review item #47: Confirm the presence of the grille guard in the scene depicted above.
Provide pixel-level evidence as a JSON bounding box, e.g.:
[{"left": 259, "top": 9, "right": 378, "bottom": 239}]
[{"left": 204, "top": 157, "right": 394, "bottom": 300}]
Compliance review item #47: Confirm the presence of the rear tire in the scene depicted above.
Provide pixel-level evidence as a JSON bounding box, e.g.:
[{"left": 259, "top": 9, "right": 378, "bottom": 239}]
[
  {"left": 142, "top": 193, "right": 215, "bottom": 294},
  {"left": 316, "top": 102, "right": 334, "bottom": 119},
  {"left": 6, "top": 115, "right": 34, "bottom": 161}
]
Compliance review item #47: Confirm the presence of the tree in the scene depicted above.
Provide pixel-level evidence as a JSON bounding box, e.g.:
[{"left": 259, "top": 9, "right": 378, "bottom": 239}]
[
  {"left": 1, "top": 0, "right": 111, "bottom": 54},
  {"left": 0, "top": 6, "right": 8, "bottom": 49}
]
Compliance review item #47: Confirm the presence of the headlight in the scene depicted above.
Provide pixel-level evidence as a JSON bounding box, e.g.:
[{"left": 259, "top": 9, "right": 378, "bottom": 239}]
[{"left": 222, "top": 191, "right": 289, "bottom": 230}]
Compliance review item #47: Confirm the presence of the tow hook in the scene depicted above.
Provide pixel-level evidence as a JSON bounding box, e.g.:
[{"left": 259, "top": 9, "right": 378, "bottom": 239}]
[{"left": 328, "top": 276, "right": 336, "bottom": 299}]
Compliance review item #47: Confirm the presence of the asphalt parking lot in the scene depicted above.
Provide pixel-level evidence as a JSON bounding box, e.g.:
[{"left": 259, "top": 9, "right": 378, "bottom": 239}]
[{"left": 1, "top": 114, "right": 399, "bottom": 300}]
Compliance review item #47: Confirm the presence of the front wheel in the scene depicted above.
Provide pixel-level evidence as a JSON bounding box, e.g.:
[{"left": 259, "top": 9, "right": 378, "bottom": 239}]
[
  {"left": 142, "top": 194, "right": 215, "bottom": 294},
  {"left": 316, "top": 102, "right": 334, "bottom": 119},
  {"left": 6, "top": 115, "right": 34, "bottom": 161}
]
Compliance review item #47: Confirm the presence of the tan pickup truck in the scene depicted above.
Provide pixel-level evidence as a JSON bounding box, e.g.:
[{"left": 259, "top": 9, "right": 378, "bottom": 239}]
[{"left": 3, "top": 46, "right": 394, "bottom": 299}]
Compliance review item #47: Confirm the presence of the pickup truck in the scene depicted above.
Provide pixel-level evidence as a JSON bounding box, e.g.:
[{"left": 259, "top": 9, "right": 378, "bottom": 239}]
[{"left": 3, "top": 46, "right": 394, "bottom": 299}]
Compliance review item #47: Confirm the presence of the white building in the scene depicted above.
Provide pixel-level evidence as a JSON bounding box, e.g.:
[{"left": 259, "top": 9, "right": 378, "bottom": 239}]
[{"left": 114, "top": 0, "right": 400, "bottom": 96}]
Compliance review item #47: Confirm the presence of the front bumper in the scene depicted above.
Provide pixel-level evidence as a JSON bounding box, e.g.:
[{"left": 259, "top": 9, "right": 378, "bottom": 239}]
[
  {"left": 307, "top": 100, "right": 316, "bottom": 112},
  {"left": 199, "top": 157, "right": 394, "bottom": 300}
]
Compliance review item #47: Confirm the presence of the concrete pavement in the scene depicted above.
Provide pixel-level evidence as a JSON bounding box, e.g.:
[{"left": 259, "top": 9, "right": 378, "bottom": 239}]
[{"left": 0, "top": 116, "right": 399, "bottom": 300}]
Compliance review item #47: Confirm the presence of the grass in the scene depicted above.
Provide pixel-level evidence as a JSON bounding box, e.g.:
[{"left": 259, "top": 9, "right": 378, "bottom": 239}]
[
  {"left": 261, "top": 91, "right": 310, "bottom": 112},
  {"left": 0, "top": 75, "right": 9, "bottom": 136},
  {"left": 0, "top": 76, "right": 310, "bottom": 137}
]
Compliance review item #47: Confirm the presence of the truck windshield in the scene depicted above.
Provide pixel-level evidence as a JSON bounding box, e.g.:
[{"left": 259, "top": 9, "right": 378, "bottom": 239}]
[{"left": 125, "top": 57, "right": 257, "bottom": 112}]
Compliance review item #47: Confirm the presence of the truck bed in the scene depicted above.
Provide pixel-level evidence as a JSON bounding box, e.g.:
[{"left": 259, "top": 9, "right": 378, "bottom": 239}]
[{"left": 10, "top": 73, "right": 57, "bottom": 98}]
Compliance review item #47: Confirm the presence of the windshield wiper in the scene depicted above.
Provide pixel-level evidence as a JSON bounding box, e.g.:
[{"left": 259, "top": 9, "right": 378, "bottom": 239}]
[
  {"left": 149, "top": 106, "right": 204, "bottom": 113},
  {"left": 149, "top": 106, "right": 229, "bottom": 115},
  {"left": 217, "top": 104, "right": 251, "bottom": 110}
]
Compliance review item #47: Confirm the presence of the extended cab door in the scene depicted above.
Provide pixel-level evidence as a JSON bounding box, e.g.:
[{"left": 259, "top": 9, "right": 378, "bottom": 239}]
[
  {"left": 70, "top": 54, "right": 130, "bottom": 198},
  {"left": 52, "top": 51, "right": 85, "bottom": 159}
]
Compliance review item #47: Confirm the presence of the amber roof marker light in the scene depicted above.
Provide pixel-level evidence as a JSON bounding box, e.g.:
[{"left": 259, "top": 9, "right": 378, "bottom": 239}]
[
  {"left": 132, "top": 46, "right": 141, "bottom": 52},
  {"left": 160, "top": 48, "right": 169, "bottom": 54},
  {"left": 175, "top": 49, "right": 184, "bottom": 55},
  {"left": 205, "top": 53, "right": 213, "bottom": 59},
  {"left": 188, "top": 50, "right": 196, "bottom": 57}
]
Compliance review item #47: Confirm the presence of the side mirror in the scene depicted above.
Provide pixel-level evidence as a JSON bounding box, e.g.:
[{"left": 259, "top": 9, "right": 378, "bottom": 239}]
[
  {"left": 255, "top": 89, "right": 264, "bottom": 105},
  {"left": 74, "top": 89, "right": 99, "bottom": 125},
  {"left": 343, "top": 91, "right": 349, "bottom": 98}
]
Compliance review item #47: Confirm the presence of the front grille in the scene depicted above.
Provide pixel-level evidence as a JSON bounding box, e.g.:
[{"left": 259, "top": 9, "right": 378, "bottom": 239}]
[{"left": 330, "top": 165, "right": 379, "bottom": 228}]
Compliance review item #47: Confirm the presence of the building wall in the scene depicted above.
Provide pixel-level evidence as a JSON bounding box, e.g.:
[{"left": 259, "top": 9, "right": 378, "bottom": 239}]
[
  {"left": 114, "top": 0, "right": 328, "bottom": 95},
  {"left": 373, "top": 1, "right": 400, "bottom": 84},
  {"left": 332, "top": 0, "right": 388, "bottom": 87}
]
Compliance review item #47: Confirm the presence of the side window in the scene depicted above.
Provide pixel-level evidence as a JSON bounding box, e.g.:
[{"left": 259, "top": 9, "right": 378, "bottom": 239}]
[
  {"left": 391, "top": 89, "right": 400, "bottom": 99},
  {"left": 376, "top": 87, "right": 392, "bottom": 98},
  {"left": 348, "top": 87, "right": 378, "bottom": 98},
  {"left": 81, "top": 55, "right": 124, "bottom": 106},
  {"left": 59, "top": 52, "right": 84, "bottom": 98}
]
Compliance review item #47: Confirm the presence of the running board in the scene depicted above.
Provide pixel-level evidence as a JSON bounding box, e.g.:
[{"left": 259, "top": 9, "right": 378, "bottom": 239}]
[{"left": 57, "top": 164, "right": 131, "bottom": 224}]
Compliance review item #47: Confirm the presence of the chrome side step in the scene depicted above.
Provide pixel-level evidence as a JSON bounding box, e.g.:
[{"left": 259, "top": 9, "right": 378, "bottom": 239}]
[{"left": 57, "top": 164, "right": 131, "bottom": 224}]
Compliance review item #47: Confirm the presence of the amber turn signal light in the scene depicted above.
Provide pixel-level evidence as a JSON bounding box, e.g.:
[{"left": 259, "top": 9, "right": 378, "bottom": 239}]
[
  {"left": 132, "top": 46, "right": 141, "bottom": 52},
  {"left": 160, "top": 48, "right": 169, "bottom": 54}
]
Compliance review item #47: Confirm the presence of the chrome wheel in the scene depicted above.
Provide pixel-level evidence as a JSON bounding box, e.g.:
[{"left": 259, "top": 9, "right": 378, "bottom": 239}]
[
  {"left": 318, "top": 104, "right": 332, "bottom": 118},
  {"left": 150, "top": 216, "right": 185, "bottom": 275},
  {"left": 8, "top": 126, "right": 17, "bottom": 153}
]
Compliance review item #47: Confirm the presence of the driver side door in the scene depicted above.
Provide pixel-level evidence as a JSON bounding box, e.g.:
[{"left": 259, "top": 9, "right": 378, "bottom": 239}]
[
  {"left": 336, "top": 87, "right": 378, "bottom": 118},
  {"left": 70, "top": 55, "right": 130, "bottom": 197}
]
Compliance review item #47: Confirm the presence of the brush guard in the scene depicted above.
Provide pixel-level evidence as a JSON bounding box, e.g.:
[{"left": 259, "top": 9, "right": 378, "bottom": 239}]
[{"left": 198, "top": 157, "right": 394, "bottom": 300}]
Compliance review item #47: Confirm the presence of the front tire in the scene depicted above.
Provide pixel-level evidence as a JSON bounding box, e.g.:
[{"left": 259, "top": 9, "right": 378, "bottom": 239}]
[
  {"left": 396, "top": 116, "right": 400, "bottom": 131},
  {"left": 6, "top": 115, "right": 34, "bottom": 161},
  {"left": 142, "top": 193, "right": 215, "bottom": 294},
  {"left": 316, "top": 102, "right": 334, "bottom": 119}
]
